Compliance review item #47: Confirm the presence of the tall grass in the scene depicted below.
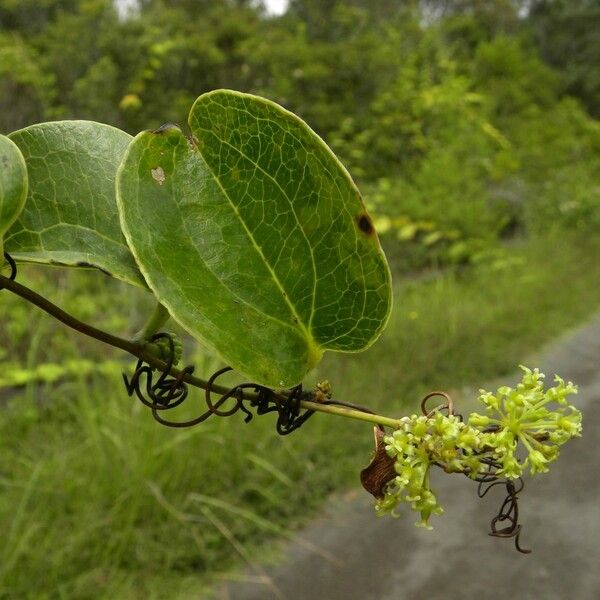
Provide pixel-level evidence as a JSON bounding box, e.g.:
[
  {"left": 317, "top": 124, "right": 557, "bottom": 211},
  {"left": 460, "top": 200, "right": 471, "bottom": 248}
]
[{"left": 1, "top": 231, "right": 600, "bottom": 598}]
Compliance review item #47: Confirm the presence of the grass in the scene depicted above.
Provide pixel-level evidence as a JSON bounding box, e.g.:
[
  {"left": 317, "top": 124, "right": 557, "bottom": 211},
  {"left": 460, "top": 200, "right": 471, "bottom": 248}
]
[{"left": 1, "top": 230, "right": 600, "bottom": 598}]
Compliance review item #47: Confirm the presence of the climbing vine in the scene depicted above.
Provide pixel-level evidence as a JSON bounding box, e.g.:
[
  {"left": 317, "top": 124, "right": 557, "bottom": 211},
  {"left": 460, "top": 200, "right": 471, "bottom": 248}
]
[{"left": 0, "top": 90, "right": 582, "bottom": 553}]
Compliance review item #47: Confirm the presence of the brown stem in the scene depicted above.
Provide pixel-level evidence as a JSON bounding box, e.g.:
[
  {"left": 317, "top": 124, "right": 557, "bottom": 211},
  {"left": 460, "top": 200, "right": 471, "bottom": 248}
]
[
  {"left": 1, "top": 272, "right": 403, "bottom": 428},
  {"left": 0, "top": 273, "right": 242, "bottom": 398}
]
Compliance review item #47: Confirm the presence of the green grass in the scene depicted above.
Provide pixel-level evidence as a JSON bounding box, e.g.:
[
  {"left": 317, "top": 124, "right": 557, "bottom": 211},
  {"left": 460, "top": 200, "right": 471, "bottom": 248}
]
[{"left": 1, "top": 230, "right": 600, "bottom": 599}]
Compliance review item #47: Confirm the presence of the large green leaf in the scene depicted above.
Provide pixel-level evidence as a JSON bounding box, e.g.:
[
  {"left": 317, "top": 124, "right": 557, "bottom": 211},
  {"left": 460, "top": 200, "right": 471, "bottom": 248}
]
[
  {"left": 117, "top": 90, "right": 392, "bottom": 387},
  {"left": 0, "top": 134, "right": 28, "bottom": 260},
  {"left": 5, "top": 121, "right": 145, "bottom": 287}
]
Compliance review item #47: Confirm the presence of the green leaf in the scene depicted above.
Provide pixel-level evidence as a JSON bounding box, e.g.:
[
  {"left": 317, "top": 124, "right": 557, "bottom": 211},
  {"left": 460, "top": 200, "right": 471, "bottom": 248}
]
[
  {"left": 0, "top": 135, "right": 28, "bottom": 259},
  {"left": 117, "top": 90, "right": 392, "bottom": 387},
  {"left": 5, "top": 121, "right": 145, "bottom": 287}
]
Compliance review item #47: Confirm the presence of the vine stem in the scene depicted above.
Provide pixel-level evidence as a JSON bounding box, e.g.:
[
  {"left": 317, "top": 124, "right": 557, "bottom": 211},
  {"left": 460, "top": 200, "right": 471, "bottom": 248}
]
[
  {"left": 0, "top": 272, "right": 402, "bottom": 430},
  {"left": 300, "top": 400, "right": 404, "bottom": 428}
]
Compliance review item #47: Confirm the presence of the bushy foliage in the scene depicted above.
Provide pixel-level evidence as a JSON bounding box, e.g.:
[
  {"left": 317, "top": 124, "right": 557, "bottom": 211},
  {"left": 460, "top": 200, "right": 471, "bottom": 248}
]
[{"left": 0, "top": 0, "right": 598, "bottom": 268}]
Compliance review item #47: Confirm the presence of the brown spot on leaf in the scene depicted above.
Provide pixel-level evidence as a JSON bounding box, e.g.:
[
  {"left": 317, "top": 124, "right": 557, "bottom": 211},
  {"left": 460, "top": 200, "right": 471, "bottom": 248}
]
[
  {"left": 187, "top": 135, "right": 199, "bottom": 151},
  {"left": 360, "top": 428, "right": 396, "bottom": 499},
  {"left": 356, "top": 214, "right": 374, "bottom": 236}
]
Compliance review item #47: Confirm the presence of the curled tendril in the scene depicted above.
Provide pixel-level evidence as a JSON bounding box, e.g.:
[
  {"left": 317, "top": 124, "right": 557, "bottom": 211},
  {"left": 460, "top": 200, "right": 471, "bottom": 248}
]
[
  {"left": 123, "top": 333, "right": 315, "bottom": 434},
  {"left": 0, "top": 252, "right": 17, "bottom": 289},
  {"left": 421, "top": 390, "right": 454, "bottom": 418},
  {"left": 469, "top": 440, "right": 530, "bottom": 553},
  {"left": 123, "top": 332, "right": 195, "bottom": 424},
  {"left": 475, "top": 459, "right": 531, "bottom": 554}
]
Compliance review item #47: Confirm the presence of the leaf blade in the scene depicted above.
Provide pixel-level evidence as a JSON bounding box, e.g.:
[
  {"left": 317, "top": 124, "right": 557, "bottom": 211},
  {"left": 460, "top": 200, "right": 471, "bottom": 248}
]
[
  {"left": 5, "top": 121, "right": 145, "bottom": 287},
  {"left": 190, "top": 91, "right": 392, "bottom": 352},
  {"left": 117, "top": 92, "right": 392, "bottom": 386},
  {"left": 0, "top": 134, "right": 28, "bottom": 258}
]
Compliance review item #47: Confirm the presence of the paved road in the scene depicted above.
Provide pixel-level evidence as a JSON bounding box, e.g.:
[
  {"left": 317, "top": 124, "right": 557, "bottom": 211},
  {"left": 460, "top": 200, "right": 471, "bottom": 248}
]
[{"left": 217, "top": 315, "right": 600, "bottom": 600}]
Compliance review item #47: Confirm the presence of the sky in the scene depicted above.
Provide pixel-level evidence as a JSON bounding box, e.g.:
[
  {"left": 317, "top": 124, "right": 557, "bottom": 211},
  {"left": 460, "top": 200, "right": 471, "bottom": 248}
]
[
  {"left": 116, "top": 0, "right": 289, "bottom": 18},
  {"left": 264, "top": 0, "right": 288, "bottom": 15}
]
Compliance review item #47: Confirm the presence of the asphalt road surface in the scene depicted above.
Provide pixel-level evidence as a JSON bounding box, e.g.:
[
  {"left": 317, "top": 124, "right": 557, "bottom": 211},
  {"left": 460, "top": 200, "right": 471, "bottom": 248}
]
[{"left": 217, "top": 314, "right": 600, "bottom": 600}]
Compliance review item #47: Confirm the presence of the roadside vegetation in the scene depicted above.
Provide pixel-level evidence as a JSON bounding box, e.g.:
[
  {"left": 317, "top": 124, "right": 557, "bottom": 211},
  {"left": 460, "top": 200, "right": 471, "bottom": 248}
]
[{"left": 1, "top": 232, "right": 600, "bottom": 599}]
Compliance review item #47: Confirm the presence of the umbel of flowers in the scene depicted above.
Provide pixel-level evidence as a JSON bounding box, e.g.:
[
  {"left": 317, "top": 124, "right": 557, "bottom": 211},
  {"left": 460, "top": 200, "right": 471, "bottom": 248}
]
[{"left": 371, "top": 367, "right": 581, "bottom": 529}]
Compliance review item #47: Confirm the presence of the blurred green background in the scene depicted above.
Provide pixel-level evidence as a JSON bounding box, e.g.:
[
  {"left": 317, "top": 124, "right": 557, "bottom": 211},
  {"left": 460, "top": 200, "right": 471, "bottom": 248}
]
[{"left": 1, "top": 1, "right": 600, "bottom": 598}]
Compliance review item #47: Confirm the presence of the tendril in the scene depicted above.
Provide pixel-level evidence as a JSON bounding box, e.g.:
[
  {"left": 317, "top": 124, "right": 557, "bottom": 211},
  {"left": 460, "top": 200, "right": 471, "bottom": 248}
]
[
  {"left": 475, "top": 461, "right": 531, "bottom": 554},
  {"left": 421, "top": 390, "right": 454, "bottom": 418},
  {"left": 123, "top": 333, "right": 315, "bottom": 435}
]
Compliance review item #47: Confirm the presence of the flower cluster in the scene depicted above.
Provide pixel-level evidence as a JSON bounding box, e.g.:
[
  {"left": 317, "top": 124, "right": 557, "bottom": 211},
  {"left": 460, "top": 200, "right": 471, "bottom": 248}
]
[
  {"left": 375, "top": 412, "right": 486, "bottom": 528},
  {"left": 375, "top": 367, "right": 581, "bottom": 528},
  {"left": 468, "top": 366, "right": 581, "bottom": 478}
]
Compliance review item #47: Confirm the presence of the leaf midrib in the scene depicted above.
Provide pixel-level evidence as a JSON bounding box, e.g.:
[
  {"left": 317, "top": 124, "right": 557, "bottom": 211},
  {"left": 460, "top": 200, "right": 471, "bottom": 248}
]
[
  {"left": 191, "top": 139, "right": 316, "bottom": 348},
  {"left": 121, "top": 140, "right": 306, "bottom": 369},
  {"left": 193, "top": 122, "right": 319, "bottom": 330}
]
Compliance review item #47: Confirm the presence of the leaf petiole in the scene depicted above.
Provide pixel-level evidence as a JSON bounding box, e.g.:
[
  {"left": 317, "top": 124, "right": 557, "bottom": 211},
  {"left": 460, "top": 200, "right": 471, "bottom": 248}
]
[{"left": 134, "top": 302, "right": 171, "bottom": 341}]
